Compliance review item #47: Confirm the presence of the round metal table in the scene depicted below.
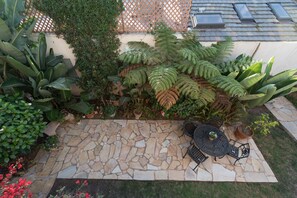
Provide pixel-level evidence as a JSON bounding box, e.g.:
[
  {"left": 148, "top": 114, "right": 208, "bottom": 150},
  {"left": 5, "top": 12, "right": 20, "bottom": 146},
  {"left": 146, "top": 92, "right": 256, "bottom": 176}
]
[{"left": 193, "top": 124, "right": 229, "bottom": 157}]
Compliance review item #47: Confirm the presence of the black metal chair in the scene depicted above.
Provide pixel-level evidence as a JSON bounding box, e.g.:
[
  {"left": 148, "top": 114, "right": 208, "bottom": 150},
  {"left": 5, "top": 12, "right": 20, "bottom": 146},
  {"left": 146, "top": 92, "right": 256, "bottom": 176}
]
[
  {"left": 227, "top": 139, "right": 250, "bottom": 165},
  {"left": 183, "top": 144, "right": 208, "bottom": 171},
  {"left": 182, "top": 120, "right": 201, "bottom": 138}
]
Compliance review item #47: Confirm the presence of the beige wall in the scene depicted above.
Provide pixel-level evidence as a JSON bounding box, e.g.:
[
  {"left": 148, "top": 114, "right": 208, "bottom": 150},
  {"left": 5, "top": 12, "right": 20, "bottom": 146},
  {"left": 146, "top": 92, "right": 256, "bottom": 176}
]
[{"left": 36, "top": 33, "right": 297, "bottom": 75}]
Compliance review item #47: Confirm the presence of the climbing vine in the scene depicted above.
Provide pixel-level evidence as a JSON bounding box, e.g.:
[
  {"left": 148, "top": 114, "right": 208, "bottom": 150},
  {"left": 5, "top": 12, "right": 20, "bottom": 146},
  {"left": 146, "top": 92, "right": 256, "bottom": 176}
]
[{"left": 34, "top": 0, "right": 123, "bottom": 96}]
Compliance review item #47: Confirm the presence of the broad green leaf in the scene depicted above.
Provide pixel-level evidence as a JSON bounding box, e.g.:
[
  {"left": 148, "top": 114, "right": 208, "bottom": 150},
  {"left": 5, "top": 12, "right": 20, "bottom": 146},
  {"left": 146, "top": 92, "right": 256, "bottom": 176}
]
[
  {"left": 4, "top": 0, "right": 25, "bottom": 29},
  {"left": 266, "top": 69, "right": 297, "bottom": 85},
  {"left": 1, "top": 76, "right": 27, "bottom": 88},
  {"left": 239, "top": 93, "right": 265, "bottom": 101},
  {"left": 52, "top": 63, "right": 69, "bottom": 80},
  {"left": 34, "top": 98, "right": 54, "bottom": 103},
  {"left": 6, "top": 56, "right": 37, "bottom": 77},
  {"left": 0, "top": 41, "right": 26, "bottom": 63},
  {"left": 65, "top": 100, "right": 93, "bottom": 114},
  {"left": 240, "top": 73, "right": 265, "bottom": 89},
  {"left": 0, "top": 18, "right": 12, "bottom": 41},
  {"left": 38, "top": 88, "right": 52, "bottom": 97},
  {"left": 46, "top": 77, "right": 74, "bottom": 90},
  {"left": 261, "top": 57, "right": 274, "bottom": 83},
  {"left": 32, "top": 101, "right": 53, "bottom": 112},
  {"left": 37, "top": 33, "right": 47, "bottom": 70},
  {"left": 237, "top": 62, "right": 262, "bottom": 82}
]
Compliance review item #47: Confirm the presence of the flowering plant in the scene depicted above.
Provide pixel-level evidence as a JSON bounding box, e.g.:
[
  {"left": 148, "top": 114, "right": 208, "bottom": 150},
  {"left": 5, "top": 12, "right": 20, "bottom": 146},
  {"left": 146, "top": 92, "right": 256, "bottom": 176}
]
[
  {"left": 49, "top": 180, "right": 98, "bottom": 198},
  {"left": 0, "top": 158, "right": 32, "bottom": 198}
]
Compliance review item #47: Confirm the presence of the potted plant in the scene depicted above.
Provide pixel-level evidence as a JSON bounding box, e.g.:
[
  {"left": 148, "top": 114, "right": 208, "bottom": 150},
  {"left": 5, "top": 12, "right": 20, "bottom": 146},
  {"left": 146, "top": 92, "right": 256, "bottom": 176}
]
[
  {"left": 208, "top": 131, "right": 218, "bottom": 141},
  {"left": 234, "top": 113, "right": 279, "bottom": 139},
  {"left": 103, "top": 105, "right": 117, "bottom": 118}
]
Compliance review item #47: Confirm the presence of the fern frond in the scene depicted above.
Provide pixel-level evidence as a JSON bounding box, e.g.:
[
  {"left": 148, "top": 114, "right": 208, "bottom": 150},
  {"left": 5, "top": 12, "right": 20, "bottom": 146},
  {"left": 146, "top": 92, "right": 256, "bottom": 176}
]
[
  {"left": 175, "top": 75, "right": 201, "bottom": 100},
  {"left": 179, "top": 48, "right": 199, "bottom": 64},
  {"left": 124, "top": 67, "right": 148, "bottom": 86},
  {"left": 156, "top": 87, "right": 179, "bottom": 110},
  {"left": 216, "top": 54, "right": 253, "bottom": 74},
  {"left": 154, "top": 23, "right": 179, "bottom": 61},
  {"left": 178, "top": 61, "right": 221, "bottom": 79},
  {"left": 211, "top": 37, "right": 234, "bottom": 64},
  {"left": 119, "top": 50, "right": 144, "bottom": 64},
  {"left": 199, "top": 88, "right": 216, "bottom": 104},
  {"left": 128, "top": 41, "right": 151, "bottom": 50},
  {"left": 119, "top": 64, "right": 142, "bottom": 77},
  {"left": 196, "top": 46, "right": 218, "bottom": 60},
  {"left": 148, "top": 66, "right": 178, "bottom": 92},
  {"left": 209, "top": 75, "right": 246, "bottom": 97},
  {"left": 179, "top": 32, "right": 202, "bottom": 48}
]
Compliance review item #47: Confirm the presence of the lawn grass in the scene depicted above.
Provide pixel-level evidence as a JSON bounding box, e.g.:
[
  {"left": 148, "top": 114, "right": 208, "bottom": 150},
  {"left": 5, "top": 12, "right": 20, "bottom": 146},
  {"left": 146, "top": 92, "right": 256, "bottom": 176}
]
[{"left": 49, "top": 124, "right": 297, "bottom": 198}]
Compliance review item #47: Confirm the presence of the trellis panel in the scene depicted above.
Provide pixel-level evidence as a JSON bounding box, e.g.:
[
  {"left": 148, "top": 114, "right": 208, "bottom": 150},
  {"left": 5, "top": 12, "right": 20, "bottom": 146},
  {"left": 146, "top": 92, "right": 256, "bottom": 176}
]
[{"left": 25, "top": 0, "right": 192, "bottom": 33}]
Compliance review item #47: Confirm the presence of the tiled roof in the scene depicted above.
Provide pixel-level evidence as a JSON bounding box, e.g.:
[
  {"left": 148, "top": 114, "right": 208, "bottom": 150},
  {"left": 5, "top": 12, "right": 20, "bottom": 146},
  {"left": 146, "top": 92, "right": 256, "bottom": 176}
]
[{"left": 190, "top": 0, "right": 297, "bottom": 41}]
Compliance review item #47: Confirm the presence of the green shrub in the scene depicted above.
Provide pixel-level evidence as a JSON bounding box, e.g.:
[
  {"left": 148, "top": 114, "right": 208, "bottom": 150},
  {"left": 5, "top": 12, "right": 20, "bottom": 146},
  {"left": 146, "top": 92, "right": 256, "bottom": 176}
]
[
  {"left": 34, "top": 0, "right": 124, "bottom": 96},
  {"left": 0, "top": 95, "right": 45, "bottom": 165},
  {"left": 250, "top": 113, "right": 279, "bottom": 136}
]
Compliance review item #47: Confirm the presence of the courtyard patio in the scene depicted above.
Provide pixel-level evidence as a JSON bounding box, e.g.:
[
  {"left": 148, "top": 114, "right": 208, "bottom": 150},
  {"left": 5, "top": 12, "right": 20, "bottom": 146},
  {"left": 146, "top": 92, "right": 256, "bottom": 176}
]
[{"left": 24, "top": 119, "right": 278, "bottom": 196}]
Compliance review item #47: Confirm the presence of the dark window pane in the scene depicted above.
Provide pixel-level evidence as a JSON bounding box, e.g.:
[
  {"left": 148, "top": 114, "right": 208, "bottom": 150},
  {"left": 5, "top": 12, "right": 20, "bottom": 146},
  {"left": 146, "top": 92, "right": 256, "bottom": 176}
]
[
  {"left": 192, "top": 14, "right": 225, "bottom": 28},
  {"left": 234, "top": 4, "right": 254, "bottom": 22},
  {"left": 269, "top": 3, "right": 292, "bottom": 21}
]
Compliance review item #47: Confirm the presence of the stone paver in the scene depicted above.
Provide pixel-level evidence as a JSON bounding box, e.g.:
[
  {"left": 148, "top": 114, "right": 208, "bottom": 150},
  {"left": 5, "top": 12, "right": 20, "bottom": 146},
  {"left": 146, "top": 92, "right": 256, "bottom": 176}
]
[
  {"left": 25, "top": 120, "right": 278, "bottom": 197},
  {"left": 265, "top": 97, "right": 297, "bottom": 141}
]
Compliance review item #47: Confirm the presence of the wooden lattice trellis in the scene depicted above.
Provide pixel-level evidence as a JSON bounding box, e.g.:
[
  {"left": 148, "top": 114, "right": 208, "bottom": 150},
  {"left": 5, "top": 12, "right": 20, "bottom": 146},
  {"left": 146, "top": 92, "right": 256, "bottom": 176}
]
[{"left": 25, "top": 0, "right": 192, "bottom": 33}]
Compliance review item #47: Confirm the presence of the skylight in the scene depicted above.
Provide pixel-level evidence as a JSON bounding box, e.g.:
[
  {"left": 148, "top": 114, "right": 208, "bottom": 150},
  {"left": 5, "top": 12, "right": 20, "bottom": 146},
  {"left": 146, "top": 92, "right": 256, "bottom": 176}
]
[
  {"left": 269, "top": 3, "right": 292, "bottom": 21},
  {"left": 191, "top": 13, "right": 225, "bottom": 28},
  {"left": 234, "top": 3, "right": 254, "bottom": 22}
]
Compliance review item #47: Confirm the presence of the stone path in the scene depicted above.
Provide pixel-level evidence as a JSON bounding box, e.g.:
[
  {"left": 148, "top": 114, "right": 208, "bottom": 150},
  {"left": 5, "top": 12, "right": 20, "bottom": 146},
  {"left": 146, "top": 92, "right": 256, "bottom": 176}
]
[
  {"left": 25, "top": 120, "right": 277, "bottom": 197},
  {"left": 265, "top": 96, "right": 297, "bottom": 141}
]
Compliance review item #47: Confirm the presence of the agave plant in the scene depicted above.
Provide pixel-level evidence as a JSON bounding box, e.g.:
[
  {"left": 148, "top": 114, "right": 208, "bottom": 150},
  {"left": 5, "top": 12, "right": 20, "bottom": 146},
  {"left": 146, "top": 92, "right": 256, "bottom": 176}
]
[
  {"left": 119, "top": 23, "right": 245, "bottom": 110},
  {"left": 0, "top": 0, "right": 92, "bottom": 115},
  {"left": 236, "top": 57, "right": 297, "bottom": 108}
]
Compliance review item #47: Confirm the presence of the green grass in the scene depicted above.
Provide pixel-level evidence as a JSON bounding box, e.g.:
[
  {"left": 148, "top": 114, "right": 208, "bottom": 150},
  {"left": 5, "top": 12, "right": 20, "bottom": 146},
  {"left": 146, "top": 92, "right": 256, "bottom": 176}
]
[
  {"left": 50, "top": 125, "right": 297, "bottom": 198},
  {"left": 286, "top": 94, "right": 297, "bottom": 109}
]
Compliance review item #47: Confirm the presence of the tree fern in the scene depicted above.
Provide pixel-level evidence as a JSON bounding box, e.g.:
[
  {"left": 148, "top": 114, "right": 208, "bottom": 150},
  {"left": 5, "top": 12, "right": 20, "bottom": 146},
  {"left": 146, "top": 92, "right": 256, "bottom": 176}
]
[
  {"left": 156, "top": 87, "right": 179, "bottom": 110},
  {"left": 209, "top": 76, "right": 246, "bottom": 97},
  {"left": 178, "top": 61, "right": 221, "bottom": 79},
  {"left": 124, "top": 67, "right": 148, "bottom": 86},
  {"left": 119, "top": 64, "right": 142, "bottom": 77},
  {"left": 216, "top": 54, "right": 253, "bottom": 74},
  {"left": 148, "top": 66, "right": 178, "bottom": 92},
  {"left": 179, "top": 32, "right": 202, "bottom": 49},
  {"left": 175, "top": 75, "right": 201, "bottom": 99},
  {"left": 211, "top": 37, "right": 233, "bottom": 64},
  {"left": 199, "top": 87, "right": 216, "bottom": 104}
]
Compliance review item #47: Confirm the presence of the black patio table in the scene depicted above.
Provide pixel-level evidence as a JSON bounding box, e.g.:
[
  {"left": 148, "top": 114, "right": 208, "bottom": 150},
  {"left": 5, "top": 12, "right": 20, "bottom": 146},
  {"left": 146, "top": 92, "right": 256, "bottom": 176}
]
[{"left": 193, "top": 124, "right": 229, "bottom": 157}]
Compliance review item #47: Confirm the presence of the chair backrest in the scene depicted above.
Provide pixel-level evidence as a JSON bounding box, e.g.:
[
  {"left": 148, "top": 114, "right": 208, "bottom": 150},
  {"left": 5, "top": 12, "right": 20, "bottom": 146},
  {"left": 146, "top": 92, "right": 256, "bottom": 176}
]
[
  {"left": 227, "top": 139, "right": 250, "bottom": 164},
  {"left": 188, "top": 145, "right": 208, "bottom": 164}
]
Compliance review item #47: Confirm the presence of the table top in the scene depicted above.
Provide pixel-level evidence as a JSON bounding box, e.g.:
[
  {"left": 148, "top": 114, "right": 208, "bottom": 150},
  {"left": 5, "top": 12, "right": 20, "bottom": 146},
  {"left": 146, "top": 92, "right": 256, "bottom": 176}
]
[{"left": 193, "top": 124, "right": 229, "bottom": 157}]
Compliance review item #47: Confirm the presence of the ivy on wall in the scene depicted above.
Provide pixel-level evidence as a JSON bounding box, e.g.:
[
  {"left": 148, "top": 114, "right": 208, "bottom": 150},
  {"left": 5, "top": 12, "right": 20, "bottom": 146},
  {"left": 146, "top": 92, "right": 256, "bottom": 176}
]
[{"left": 34, "top": 0, "right": 123, "bottom": 96}]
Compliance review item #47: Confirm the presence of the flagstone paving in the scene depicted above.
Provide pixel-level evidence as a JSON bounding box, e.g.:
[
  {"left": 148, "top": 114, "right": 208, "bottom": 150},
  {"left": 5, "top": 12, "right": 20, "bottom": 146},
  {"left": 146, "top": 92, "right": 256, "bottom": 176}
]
[
  {"left": 25, "top": 120, "right": 277, "bottom": 197},
  {"left": 265, "top": 96, "right": 297, "bottom": 141}
]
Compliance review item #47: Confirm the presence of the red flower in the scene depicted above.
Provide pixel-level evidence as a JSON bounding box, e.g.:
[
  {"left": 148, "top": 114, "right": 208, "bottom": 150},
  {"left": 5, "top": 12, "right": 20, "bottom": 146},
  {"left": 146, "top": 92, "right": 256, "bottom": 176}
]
[
  {"left": 83, "top": 180, "right": 88, "bottom": 186},
  {"left": 85, "top": 192, "right": 91, "bottom": 198},
  {"left": 0, "top": 174, "right": 3, "bottom": 181},
  {"left": 75, "top": 180, "right": 80, "bottom": 184},
  {"left": 17, "top": 163, "right": 22, "bottom": 169},
  {"left": 5, "top": 173, "right": 12, "bottom": 179}
]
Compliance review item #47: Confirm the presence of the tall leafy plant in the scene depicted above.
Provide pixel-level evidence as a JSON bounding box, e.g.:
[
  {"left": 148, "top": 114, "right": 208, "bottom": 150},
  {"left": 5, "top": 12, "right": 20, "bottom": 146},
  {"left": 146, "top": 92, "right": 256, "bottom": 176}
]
[
  {"left": 34, "top": 0, "right": 124, "bottom": 96},
  {"left": 119, "top": 23, "right": 244, "bottom": 110}
]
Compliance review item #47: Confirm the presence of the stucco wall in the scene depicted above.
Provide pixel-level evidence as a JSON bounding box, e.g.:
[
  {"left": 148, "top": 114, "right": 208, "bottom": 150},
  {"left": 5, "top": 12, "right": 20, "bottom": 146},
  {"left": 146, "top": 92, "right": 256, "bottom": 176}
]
[{"left": 36, "top": 33, "right": 297, "bottom": 75}]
